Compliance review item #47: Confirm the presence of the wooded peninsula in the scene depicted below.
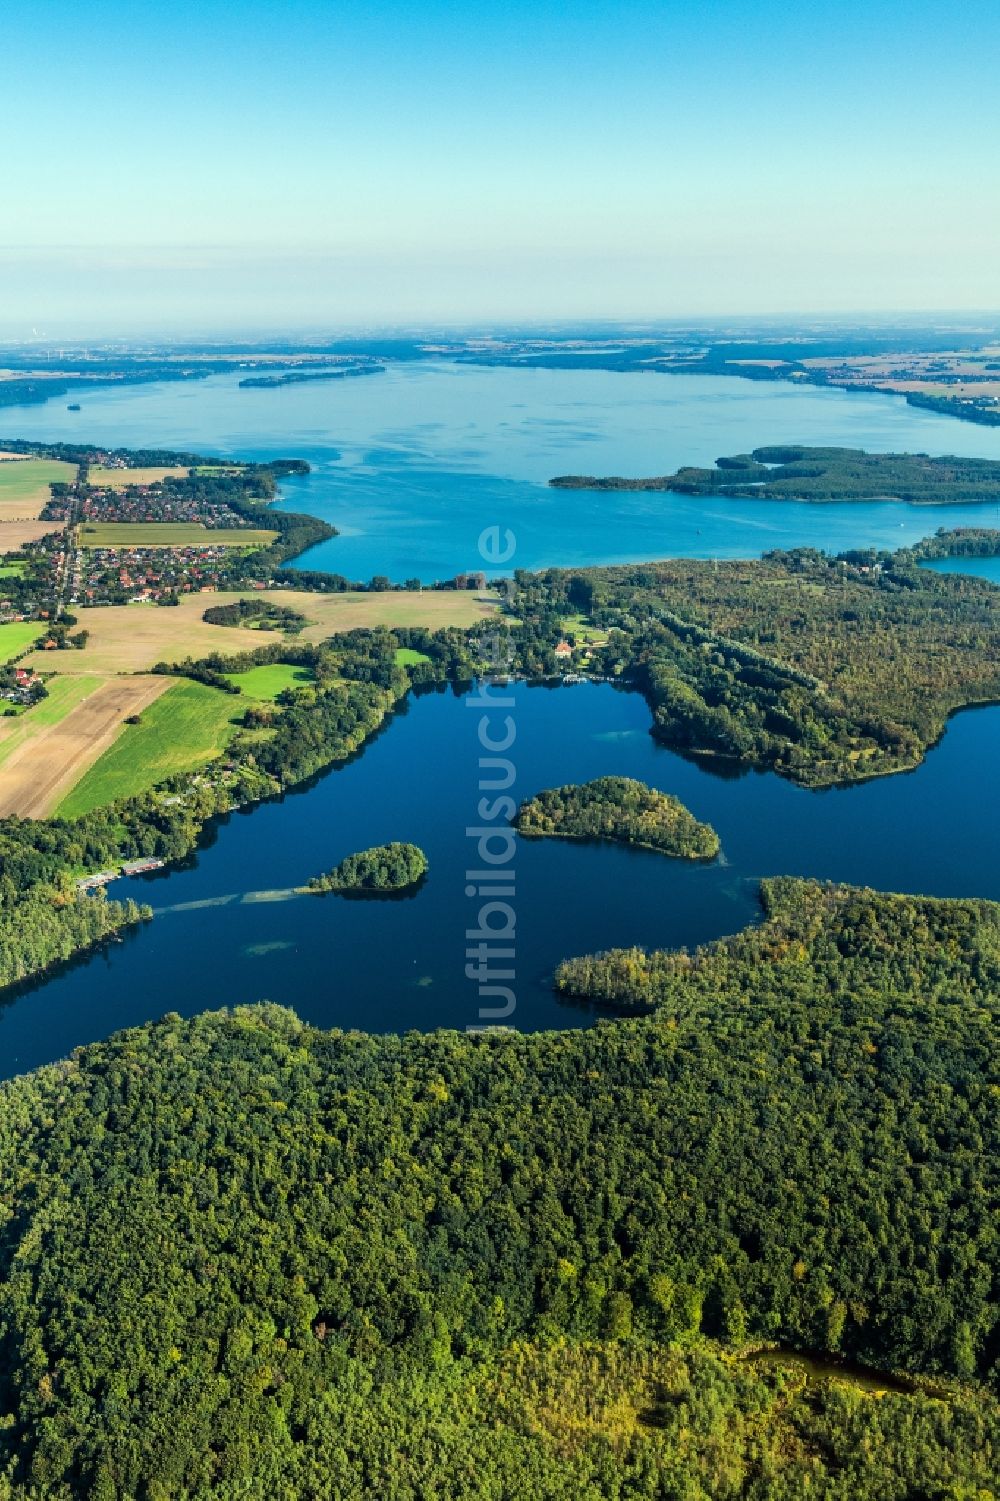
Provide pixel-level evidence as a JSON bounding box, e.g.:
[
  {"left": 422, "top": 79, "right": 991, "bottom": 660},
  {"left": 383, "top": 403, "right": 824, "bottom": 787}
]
[
  {"left": 517, "top": 531, "right": 1000, "bottom": 785},
  {"left": 550, "top": 445, "right": 1000, "bottom": 502},
  {"left": 3, "top": 430, "right": 1000, "bottom": 1498}
]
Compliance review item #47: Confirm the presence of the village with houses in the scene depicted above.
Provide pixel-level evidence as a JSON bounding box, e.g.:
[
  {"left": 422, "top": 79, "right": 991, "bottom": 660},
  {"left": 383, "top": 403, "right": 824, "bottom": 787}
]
[
  {"left": 70, "top": 539, "right": 268, "bottom": 605},
  {"left": 0, "top": 662, "right": 46, "bottom": 711}
]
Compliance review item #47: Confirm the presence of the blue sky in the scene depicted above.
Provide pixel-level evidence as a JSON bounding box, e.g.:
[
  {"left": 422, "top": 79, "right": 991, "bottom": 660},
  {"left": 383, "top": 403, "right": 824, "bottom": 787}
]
[{"left": 2, "top": 0, "right": 998, "bottom": 332}]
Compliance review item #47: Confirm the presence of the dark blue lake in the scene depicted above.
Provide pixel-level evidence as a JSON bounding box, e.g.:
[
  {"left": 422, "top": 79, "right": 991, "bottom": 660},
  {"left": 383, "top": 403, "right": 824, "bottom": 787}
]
[{"left": 3, "top": 681, "right": 999, "bottom": 1079}]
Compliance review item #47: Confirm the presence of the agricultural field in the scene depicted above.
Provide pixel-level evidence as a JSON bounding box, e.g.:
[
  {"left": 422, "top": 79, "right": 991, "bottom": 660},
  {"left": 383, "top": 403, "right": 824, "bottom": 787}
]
[
  {"left": 88, "top": 465, "right": 190, "bottom": 488},
  {"left": 0, "top": 674, "right": 170, "bottom": 818},
  {"left": 23, "top": 604, "right": 274, "bottom": 675},
  {"left": 57, "top": 678, "right": 249, "bottom": 818},
  {"left": 0, "top": 457, "right": 76, "bottom": 519},
  {"left": 0, "top": 520, "right": 63, "bottom": 551},
  {"left": 0, "top": 675, "right": 103, "bottom": 768},
  {"left": 78, "top": 522, "right": 278, "bottom": 548},
  {"left": 0, "top": 621, "right": 43, "bottom": 662},
  {"left": 23, "top": 588, "right": 499, "bottom": 675},
  {"left": 272, "top": 588, "right": 499, "bottom": 640}
]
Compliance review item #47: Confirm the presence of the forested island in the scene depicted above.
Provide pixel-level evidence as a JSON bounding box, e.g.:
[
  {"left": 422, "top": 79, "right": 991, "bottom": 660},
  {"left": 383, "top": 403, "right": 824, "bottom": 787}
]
[
  {"left": 308, "top": 841, "right": 428, "bottom": 894},
  {"left": 550, "top": 445, "right": 1000, "bottom": 502},
  {"left": 515, "top": 775, "right": 719, "bottom": 859},
  {"left": 239, "top": 364, "right": 385, "bottom": 388},
  {"left": 5, "top": 429, "right": 1000, "bottom": 1493},
  {"left": 0, "top": 617, "right": 515, "bottom": 993},
  {"left": 2, "top": 878, "right": 1000, "bottom": 1494}
]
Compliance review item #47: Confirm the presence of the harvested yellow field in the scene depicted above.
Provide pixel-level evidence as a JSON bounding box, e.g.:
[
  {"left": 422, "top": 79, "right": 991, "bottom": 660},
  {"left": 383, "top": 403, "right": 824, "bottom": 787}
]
[
  {"left": 88, "top": 465, "right": 191, "bottom": 487},
  {"left": 23, "top": 588, "right": 500, "bottom": 675},
  {"left": 271, "top": 588, "right": 500, "bottom": 643},
  {"left": 0, "top": 675, "right": 171, "bottom": 819},
  {"left": 0, "top": 519, "right": 63, "bottom": 551},
  {"left": 23, "top": 606, "right": 266, "bottom": 675}
]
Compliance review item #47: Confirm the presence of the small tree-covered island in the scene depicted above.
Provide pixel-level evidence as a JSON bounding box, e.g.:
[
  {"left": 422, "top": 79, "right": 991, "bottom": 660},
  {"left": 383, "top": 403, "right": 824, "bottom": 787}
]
[
  {"left": 551, "top": 445, "right": 1000, "bottom": 502},
  {"left": 515, "top": 776, "right": 720, "bottom": 860},
  {"left": 308, "top": 841, "right": 428, "bottom": 894}
]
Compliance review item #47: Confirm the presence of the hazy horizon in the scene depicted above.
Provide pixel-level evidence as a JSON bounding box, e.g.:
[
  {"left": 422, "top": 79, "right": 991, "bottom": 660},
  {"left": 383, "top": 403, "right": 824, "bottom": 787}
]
[
  {"left": 3, "top": 0, "right": 999, "bottom": 334},
  {"left": 6, "top": 311, "right": 1000, "bottom": 350}
]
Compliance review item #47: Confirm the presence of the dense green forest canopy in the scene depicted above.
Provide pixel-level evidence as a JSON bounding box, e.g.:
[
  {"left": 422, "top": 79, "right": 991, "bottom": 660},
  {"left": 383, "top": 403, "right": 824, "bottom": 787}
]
[
  {"left": 308, "top": 841, "right": 428, "bottom": 894},
  {"left": 1, "top": 878, "right": 1000, "bottom": 1494},
  {"left": 514, "top": 540, "right": 1000, "bottom": 784},
  {"left": 515, "top": 776, "right": 719, "bottom": 860},
  {"left": 550, "top": 445, "right": 1000, "bottom": 502}
]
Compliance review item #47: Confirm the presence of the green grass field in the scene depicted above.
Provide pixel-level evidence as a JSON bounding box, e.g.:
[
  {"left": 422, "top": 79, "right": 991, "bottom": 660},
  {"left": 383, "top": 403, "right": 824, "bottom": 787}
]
[
  {"left": 57, "top": 679, "right": 249, "bottom": 817},
  {"left": 0, "top": 563, "right": 25, "bottom": 578},
  {"left": 78, "top": 523, "right": 278, "bottom": 548},
  {"left": 0, "top": 675, "right": 103, "bottom": 768},
  {"left": 394, "top": 647, "right": 432, "bottom": 666},
  {"left": 0, "top": 458, "right": 76, "bottom": 515},
  {"left": 0, "top": 621, "right": 41, "bottom": 662},
  {"left": 223, "top": 663, "right": 314, "bottom": 699},
  {"left": 562, "top": 611, "right": 610, "bottom": 646}
]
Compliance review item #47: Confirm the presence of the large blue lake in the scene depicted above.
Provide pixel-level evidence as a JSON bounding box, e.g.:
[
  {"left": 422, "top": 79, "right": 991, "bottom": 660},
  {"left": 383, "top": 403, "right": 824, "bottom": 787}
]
[
  {"left": 9, "top": 362, "right": 1000, "bottom": 581},
  {"left": 3, "top": 362, "right": 1000, "bottom": 1076}
]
